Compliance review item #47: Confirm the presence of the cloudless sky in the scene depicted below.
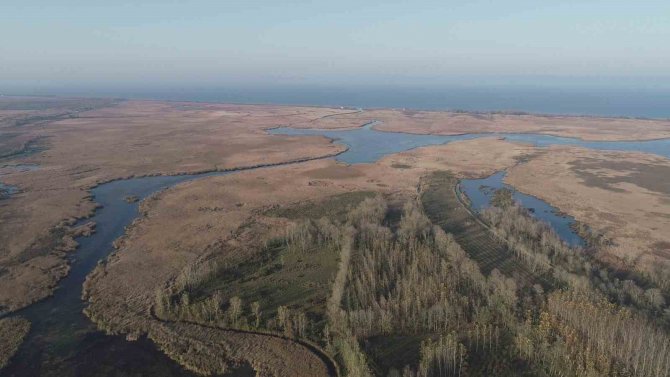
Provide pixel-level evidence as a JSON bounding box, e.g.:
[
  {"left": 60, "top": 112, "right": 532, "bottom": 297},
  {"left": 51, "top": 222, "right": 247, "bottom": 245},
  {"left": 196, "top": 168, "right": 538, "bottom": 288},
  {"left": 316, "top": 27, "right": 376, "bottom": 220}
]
[{"left": 2, "top": 0, "right": 670, "bottom": 91}]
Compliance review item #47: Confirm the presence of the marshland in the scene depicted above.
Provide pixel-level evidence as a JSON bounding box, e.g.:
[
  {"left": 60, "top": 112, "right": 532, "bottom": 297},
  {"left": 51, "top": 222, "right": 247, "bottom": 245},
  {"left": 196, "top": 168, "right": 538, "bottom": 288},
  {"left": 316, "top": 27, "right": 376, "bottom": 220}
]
[{"left": 1, "top": 97, "right": 670, "bottom": 377}]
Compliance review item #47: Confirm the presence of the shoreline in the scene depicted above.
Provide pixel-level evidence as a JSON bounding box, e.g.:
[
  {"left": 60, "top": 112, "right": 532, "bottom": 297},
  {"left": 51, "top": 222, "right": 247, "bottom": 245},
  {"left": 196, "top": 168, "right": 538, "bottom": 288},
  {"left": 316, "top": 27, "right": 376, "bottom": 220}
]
[
  {"left": 0, "top": 144, "right": 350, "bottom": 319},
  {"left": 3, "top": 94, "right": 670, "bottom": 122}
]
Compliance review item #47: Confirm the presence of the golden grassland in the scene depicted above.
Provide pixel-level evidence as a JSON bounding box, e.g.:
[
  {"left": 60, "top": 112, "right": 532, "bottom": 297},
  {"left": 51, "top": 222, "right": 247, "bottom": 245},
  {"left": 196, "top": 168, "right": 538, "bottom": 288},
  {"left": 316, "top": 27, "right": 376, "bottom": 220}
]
[
  {"left": 505, "top": 147, "right": 670, "bottom": 279},
  {"left": 90, "top": 173, "right": 670, "bottom": 376},
  {"left": 82, "top": 138, "right": 532, "bottom": 375},
  {"left": 3, "top": 97, "right": 670, "bottom": 375},
  {"left": 3, "top": 98, "right": 668, "bottom": 315},
  {"left": 0, "top": 99, "right": 351, "bottom": 313},
  {"left": 289, "top": 108, "right": 670, "bottom": 141}
]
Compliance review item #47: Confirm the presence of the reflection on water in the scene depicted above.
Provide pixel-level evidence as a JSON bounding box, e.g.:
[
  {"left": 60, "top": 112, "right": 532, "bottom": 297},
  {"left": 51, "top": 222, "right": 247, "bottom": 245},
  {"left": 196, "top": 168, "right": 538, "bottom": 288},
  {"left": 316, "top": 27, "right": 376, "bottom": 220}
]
[
  {"left": 459, "top": 172, "right": 585, "bottom": 247},
  {"left": 499, "top": 133, "right": 670, "bottom": 159},
  {"left": 269, "top": 122, "right": 482, "bottom": 164},
  {"left": 4, "top": 121, "right": 669, "bottom": 375},
  {"left": 3, "top": 173, "right": 235, "bottom": 377},
  {"left": 270, "top": 122, "right": 669, "bottom": 247},
  {"left": 271, "top": 124, "right": 670, "bottom": 163}
]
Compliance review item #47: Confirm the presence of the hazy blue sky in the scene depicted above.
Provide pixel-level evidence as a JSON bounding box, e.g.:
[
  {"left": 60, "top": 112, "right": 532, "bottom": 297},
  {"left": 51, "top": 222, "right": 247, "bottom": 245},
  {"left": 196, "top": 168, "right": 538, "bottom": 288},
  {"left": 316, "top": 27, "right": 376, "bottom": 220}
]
[{"left": 2, "top": 0, "right": 670, "bottom": 90}]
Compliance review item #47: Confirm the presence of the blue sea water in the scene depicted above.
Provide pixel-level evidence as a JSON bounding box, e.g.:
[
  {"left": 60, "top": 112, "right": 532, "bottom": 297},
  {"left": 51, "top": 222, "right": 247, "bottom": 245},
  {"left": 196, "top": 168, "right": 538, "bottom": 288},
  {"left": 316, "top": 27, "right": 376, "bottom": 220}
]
[{"left": 12, "top": 83, "right": 670, "bottom": 119}]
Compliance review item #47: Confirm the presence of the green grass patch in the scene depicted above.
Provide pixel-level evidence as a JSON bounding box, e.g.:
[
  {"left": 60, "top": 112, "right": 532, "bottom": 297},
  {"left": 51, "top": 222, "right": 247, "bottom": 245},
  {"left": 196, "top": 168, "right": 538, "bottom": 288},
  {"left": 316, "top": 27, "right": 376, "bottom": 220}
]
[
  {"left": 363, "top": 335, "right": 428, "bottom": 375},
  {"left": 194, "top": 240, "right": 340, "bottom": 327},
  {"left": 265, "top": 191, "right": 377, "bottom": 222}
]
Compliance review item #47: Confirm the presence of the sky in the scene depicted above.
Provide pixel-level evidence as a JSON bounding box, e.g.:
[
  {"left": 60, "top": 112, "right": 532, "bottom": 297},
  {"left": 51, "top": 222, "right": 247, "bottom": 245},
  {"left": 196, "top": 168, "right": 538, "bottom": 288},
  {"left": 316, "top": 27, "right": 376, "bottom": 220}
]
[{"left": 2, "top": 0, "right": 670, "bottom": 92}]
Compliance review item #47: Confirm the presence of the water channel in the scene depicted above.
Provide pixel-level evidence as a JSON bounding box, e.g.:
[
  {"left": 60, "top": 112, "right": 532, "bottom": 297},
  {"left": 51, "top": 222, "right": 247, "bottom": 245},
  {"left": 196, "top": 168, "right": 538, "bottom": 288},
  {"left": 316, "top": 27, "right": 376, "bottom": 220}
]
[{"left": 3, "top": 122, "right": 669, "bottom": 376}]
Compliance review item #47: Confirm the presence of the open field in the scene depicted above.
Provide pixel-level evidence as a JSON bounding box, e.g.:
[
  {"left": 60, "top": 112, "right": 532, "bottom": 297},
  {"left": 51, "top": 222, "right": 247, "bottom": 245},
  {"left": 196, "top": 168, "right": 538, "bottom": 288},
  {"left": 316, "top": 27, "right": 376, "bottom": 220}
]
[
  {"left": 0, "top": 99, "right": 352, "bottom": 313},
  {"left": 505, "top": 147, "right": 670, "bottom": 278},
  {"left": 0, "top": 97, "right": 118, "bottom": 159},
  {"left": 290, "top": 108, "right": 670, "bottom": 141},
  {"left": 377, "top": 136, "right": 536, "bottom": 179},
  {"left": 82, "top": 137, "right": 533, "bottom": 375},
  {"left": 3, "top": 97, "right": 666, "bottom": 315},
  {"left": 3, "top": 97, "right": 670, "bottom": 375}
]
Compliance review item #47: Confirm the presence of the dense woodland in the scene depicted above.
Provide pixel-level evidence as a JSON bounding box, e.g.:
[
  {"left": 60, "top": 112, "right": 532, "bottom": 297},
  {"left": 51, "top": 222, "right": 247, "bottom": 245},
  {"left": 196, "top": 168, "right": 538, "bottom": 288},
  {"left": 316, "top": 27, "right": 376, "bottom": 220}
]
[{"left": 153, "top": 178, "right": 670, "bottom": 376}]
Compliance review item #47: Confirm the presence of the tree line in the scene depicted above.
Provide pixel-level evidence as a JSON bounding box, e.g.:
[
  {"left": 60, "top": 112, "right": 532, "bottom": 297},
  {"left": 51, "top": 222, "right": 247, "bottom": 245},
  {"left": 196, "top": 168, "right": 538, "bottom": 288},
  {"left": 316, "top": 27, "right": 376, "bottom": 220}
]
[{"left": 154, "top": 187, "right": 670, "bottom": 376}]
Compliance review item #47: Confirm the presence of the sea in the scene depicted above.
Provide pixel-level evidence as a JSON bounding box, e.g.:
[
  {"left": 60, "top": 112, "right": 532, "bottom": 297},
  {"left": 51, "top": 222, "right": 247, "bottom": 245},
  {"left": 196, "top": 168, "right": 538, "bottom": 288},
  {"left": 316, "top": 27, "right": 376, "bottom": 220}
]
[{"left": 7, "top": 83, "right": 670, "bottom": 119}]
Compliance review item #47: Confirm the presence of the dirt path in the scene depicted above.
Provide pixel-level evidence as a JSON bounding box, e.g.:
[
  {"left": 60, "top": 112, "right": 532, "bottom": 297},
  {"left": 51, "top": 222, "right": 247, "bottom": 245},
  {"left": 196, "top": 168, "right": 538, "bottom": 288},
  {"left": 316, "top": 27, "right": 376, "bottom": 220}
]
[{"left": 150, "top": 304, "right": 340, "bottom": 377}]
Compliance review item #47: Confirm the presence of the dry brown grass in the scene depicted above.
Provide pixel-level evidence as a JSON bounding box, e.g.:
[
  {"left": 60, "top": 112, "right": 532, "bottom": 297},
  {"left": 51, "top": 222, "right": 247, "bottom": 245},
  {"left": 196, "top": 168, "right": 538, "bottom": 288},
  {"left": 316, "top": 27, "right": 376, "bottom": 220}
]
[
  {"left": 148, "top": 322, "right": 332, "bottom": 376},
  {"left": 82, "top": 138, "right": 529, "bottom": 375},
  {"left": 4, "top": 96, "right": 668, "bottom": 373},
  {"left": 291, "top": 109, "right": 670, "bottom": 141},
  {"left": 0, "top": 100, "right": 351, "bottom": 313},
  {"left": 0, "top": 316, "right": 30, "bottom": 370},
  {"left": 505, "top": 146, "right": 670, "bottom": 276},
  {"left": 376, "top": 136, "right": 536, "bottom": 178},
  {"left": 3, "top": 97, "right": 663, "bottom": 314}
]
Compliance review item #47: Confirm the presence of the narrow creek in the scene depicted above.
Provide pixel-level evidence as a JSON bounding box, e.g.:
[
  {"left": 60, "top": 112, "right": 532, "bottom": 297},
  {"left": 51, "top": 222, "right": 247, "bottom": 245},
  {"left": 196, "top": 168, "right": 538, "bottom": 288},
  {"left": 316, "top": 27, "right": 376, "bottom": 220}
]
[
  {"left": 2, "top": 121, "right": 670, "bottom": 376},
  {"left": 4, "top": 173, "right": 234, "bottom": 377},
  {"left": 269, "top": 121, "right": 670, "bottom": 163},
  {"left": 458, "top": 171, "right": 585, "bottom": 247},
  {"left": 271, "top": 123, "right": 670, "bottom": 246}
]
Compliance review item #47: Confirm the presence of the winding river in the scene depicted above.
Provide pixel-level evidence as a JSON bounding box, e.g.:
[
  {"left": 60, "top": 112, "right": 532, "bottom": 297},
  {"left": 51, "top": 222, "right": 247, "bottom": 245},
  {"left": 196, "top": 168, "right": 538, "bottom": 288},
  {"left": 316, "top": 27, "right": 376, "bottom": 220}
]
[
  {"left": 269, "top": 121, "right": 670, "bottom": 163},
  {"left": 458, "top": 171, "right": 585, "bottom": 247},
  {"left": 2, "top": 121, "right": 670, "bottom": 376}
]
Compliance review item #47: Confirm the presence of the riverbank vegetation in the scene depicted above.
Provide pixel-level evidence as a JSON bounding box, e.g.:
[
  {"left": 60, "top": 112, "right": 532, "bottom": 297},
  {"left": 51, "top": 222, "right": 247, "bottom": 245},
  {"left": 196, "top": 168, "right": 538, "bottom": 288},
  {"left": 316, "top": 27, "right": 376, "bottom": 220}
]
[
  {"left": 480, "top": 201, "right": 670, "bottom": 376},
  {"left": 418, "top": 171, "right": 670, "bottom": 376},
  {"left": 482, "top": 194, "right": 670, "bottom": 327},
  {"left": 0, "top": 99, "right": 350, "bottom": 318},
  {"left": 147, "top": 173, "right": 670, "bottom": 376},
  {"left": 503, "top": 146, "right": 670, "bottom": 291},
  {"left": 0, "top": 317, "right": 30, "bottom": 370}
]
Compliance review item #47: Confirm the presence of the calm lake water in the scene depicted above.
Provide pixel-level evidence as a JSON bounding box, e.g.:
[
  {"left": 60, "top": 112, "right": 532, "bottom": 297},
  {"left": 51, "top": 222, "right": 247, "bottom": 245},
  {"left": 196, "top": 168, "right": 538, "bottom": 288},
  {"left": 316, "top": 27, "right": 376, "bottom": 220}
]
[{"left": 270, "top": 121, "right": 482, "bottom": 164}]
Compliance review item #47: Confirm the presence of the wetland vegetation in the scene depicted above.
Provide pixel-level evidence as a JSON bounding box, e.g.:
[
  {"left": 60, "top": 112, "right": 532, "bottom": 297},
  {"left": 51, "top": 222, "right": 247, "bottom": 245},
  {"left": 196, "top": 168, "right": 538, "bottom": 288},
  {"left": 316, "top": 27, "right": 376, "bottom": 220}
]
[
  {"left": 0, "top": 317, "right": 30, "bottom": 370},
  {"left": 2, "top": 97, "right": 670, "bottom": 376},
  {"left": 145, "top": 174, "right": 670, "bottom": 376}
]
